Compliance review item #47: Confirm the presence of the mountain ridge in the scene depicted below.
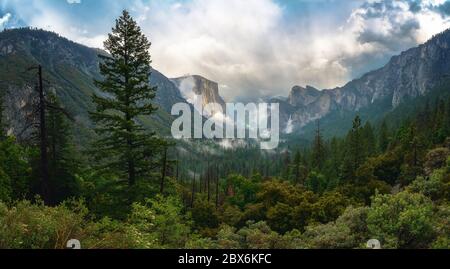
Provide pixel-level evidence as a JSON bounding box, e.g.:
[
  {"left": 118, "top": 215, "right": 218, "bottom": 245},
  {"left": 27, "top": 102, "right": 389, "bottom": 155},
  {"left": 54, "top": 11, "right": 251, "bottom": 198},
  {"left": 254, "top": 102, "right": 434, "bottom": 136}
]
[
  {"left": 0, "top": 28, "right": 185, "bottom": 143},
  {"left": 2, "top": 27, "right": 450, "bottom": 145},
  {"left": 282, "top": 28, "right": 450, "bottom": 133}
]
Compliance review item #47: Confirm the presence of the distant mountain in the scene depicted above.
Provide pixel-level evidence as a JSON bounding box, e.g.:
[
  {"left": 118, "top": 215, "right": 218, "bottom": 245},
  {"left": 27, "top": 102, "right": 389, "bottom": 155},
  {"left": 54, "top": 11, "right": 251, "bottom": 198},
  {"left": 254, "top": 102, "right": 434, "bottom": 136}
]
[
  {"left": 0, "top": 28, "right": 186, "bottom": 143},
  {"left": 4, "top": 27, "right": 450, "bottom": 146},
  {"left": 281, "top": 28, "right": 450, "bottom": 135}
]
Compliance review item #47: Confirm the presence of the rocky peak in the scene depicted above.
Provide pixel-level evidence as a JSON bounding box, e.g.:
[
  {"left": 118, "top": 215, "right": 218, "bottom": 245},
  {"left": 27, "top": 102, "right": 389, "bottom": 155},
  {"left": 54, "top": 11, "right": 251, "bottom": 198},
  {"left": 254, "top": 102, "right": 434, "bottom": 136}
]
[
  {"left": 171, "top": 75, "right": 226, "bottom": 114},
  {"left": 277, "top": 28, "right": 450, "bottom": 132},
  {"left": 0, "top": 28, "right": 100, "bottom": 74},
  {"left": 288, "top": 85, "right": 320, "bottom": 107}
]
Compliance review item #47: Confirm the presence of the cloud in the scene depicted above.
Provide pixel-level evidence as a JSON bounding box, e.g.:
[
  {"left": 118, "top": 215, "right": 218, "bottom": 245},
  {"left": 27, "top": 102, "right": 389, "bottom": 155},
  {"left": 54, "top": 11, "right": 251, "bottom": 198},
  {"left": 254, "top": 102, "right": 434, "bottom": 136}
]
[
  {"left": 351, "top": 0, "right": 447, "bottom": 47},
  {"left": 133, "top": 0, "right": 287, "bottom": 100},
  {"left": 130, "top": 0, "right": 450, "bottom": 101},
  {"left": 0, "top": 13, "right": 11, "bottom": 29},
  {"left": 0, "top": 0, "right": 107, "bottom": 48},
  {"left": 2, "top": 0, "right": 450, "bottom": 100},
  {"left": 343, "top": 0, "right": 450, "bottom": 75}
]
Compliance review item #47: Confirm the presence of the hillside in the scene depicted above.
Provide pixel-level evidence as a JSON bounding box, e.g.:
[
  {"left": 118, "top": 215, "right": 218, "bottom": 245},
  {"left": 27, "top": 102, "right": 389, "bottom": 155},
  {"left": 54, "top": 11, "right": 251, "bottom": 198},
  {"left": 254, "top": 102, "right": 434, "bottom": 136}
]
[{"left": 0, "top": 28, "right": 184, "bottom": 144}]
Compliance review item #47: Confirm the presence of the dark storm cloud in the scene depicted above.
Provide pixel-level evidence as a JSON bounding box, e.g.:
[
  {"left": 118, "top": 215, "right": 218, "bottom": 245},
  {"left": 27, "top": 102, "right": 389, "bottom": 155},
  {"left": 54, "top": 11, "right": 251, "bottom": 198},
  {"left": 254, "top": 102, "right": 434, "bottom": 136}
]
[
  {"left": 354, "top": 0, "right": 423, "bottom": 51},
  {"left": 357, "top": 18, "right": 420, "bottom": 50},
  {"left": 408, "top": 0, "right": 422, "bottom": 13},
  {"left": 340, "top": 0, "right": 449, "bottom": 81},
  {"left": 437, "top": 1, "right": 450, "bottom": 16}
]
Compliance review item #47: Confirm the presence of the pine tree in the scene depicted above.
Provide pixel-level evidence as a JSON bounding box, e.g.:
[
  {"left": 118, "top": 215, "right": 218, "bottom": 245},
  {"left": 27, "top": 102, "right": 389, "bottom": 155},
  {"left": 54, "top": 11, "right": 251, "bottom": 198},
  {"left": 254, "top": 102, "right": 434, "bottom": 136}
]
[
  {"left": 378, "top": 120, "right": 390, "bottom": 153},
  {"left": 400, "top": 123, "right": 425, "bottom": 184},
  {"left": 281, "top": 150, "right": 291, "bottom": 180},
  {"left": 350, "top": 116, "right": 364, "bottom": 170},
  {"left": 327, "top": 137, "right": 341, "bottom": 180},
  {"left": 215, "top": 165, "right": 220, "bottom": 208},
  {"left": 290, "top": 150, "right": 309, "bottom": 185},
  {"left": 433, "top": 98, "right": 446, "bottom": 143},
  {"left": 293, "top": 150, "right": 301, "bottom": 184},
  {"left": 160, "top": 144, "right": 168, "bottom": 194},
  {"left": 46, "top": 94, "right": 80, "bottom": 203},
  {"left": 32, "top": 66, "right": 51, "bottom": 204},
  {"left": 417, "top": 99, "right": 431, "bottom": 131},
  {"left": 363, "top": 122, "right": 376, "bottom": 157},
  {"left": 90, "top": 10, "right": 161, "bottom": 190},
  {"left": 341, "top": 116, "right": 364, "bottom": 180},
  {"left": 0, "top": 89, "right": 6, "bottom": 141},
  {"left": 312, "top": 120, "right": 325, "bottom": 170},
  {"left": 191, "top": 166, "right": 197, "bottom": 208},
  {"left": 444, "top": 97, "right": 450, "bottom": 137}
]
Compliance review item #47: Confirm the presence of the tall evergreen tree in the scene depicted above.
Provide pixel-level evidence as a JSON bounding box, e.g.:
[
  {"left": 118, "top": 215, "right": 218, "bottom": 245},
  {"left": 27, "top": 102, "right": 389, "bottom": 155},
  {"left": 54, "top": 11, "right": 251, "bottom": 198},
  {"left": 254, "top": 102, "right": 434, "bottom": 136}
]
[
  {"left": 444, "top": 96, "right": 450, "bottom": 137},
  {"left": 281, "top": 150, "right": 291, "bottom": 180},
  {"left": 399, "top": 123, "right": 426, "bottom": 184},
  {"left": 91, "top": 10, "right": 161, "bottom": 191},
  {"left": 0, "top": 89, "right": 6, "bottom": 141},
  {"left": 433, "top": 98, "right": 447, "bottom": 143},
  {"left": 326, "top": 137, "right": 341, "bottom": 181},
  {"left": 292, "top": 150, "right": 309, "bottom": 185},
  {"left": 350, "top": 116, "right": 364, "bottom": 169},
  {"left": 46, "top": 94, "right": 80, "bottom": 203},
  {"left": 363, "top": 122, "right": 376, "bottom": 157},
  {"left": 292, "top": 150, "right": 301, "bottom": 184},
  {"left": 312, "top": 120, "right": 325, "bottom": 170},
  {"left": 342, "top": 116, "right": 364, "bottom": 180},
  {"left": 417, "top": 99, "right": 431, "bottom": 132},
  {"left": 378, "top": 120, "right": 390, "bottom": 153}
]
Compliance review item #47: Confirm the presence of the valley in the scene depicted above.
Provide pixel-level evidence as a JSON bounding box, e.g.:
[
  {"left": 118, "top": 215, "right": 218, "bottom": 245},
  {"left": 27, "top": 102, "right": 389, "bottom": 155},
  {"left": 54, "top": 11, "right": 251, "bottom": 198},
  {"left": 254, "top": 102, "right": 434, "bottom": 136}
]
[{"left": 0, "top": 11, "right": 449, "bottom": 250}]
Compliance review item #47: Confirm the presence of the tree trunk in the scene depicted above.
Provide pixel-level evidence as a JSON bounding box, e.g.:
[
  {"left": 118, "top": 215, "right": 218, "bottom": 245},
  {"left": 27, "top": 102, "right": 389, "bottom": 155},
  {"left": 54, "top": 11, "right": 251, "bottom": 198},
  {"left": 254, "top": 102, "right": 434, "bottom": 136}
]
[
  {"left": 191, "top": 167, "right": 196, "bottom": 208},
  {"left": 38, "top": 65, "right": 51, "bottom": 204},
  {"left": 207, "top": 165, "right": 211, "bottom": 202},
  {"left": 215, "top": 166, "right": 220, "bottom": 208},
  {"left": 160, "top": 146, "right": 168, "bottom": 194}
]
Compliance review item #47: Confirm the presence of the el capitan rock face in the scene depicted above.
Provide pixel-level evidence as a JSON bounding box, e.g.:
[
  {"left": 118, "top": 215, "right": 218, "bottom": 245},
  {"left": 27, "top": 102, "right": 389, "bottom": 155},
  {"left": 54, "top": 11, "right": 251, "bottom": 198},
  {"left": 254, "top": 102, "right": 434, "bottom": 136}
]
[{"left": 171, "top": 75, "right": 226, "bottom": 115}]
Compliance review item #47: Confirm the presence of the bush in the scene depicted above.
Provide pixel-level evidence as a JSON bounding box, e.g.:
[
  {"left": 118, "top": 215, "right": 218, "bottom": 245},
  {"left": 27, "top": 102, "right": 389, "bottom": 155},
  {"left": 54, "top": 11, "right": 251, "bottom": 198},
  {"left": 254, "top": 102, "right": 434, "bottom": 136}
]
[
  {"left": 367, "top": 192, "right": 436, "bottom": 249},
  {"left": 127, "top": 195, "right": 191, "bottom": 249},
  {"left": 192, "top": 196, "right": 220, "bottom": 234},
  {"left": 301, "top": 206, "right": 369, "bottom": 249},
  {"left": 424, "top": 148, "right": 450, "bottom": 175},
  {"left": 0, "top": 200, "right": 87, "bottom": 249}
]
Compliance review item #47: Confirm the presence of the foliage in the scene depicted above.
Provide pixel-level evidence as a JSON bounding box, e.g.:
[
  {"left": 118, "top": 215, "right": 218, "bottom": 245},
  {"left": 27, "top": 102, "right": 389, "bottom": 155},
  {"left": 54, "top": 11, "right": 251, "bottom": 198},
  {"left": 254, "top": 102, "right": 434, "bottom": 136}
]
[
  {"left": 45, "top": 94, "right": 81, "bottom": 203},
  {"left": 301, "top": 206, "right": 369, "bottom": 249},
  {"left": 0, "top": 137, "right": 31, "bottom": 201},
  {"left": 89, "top": 10, "right": 164, "bottom": 201},
  {"left": 0, "top": 200, "right": 87, "bottom": 249},
  {"left": 225, "top": 174, "right": 259, "bottom": 209},
  {"left": 191, "top": 196, "right": 220, "bottom": 236},
  {"left": 367, "top": 191, "right": 436, "bottom": 249}
]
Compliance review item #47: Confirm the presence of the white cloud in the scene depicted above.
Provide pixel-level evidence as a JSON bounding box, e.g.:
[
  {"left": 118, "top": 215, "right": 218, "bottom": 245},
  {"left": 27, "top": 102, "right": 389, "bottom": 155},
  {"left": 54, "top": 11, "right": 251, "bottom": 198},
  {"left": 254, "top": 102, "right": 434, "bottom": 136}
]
[
  {"left": 131, "top": 0, "right": 450, "bottom": 101},
  {"left": 1, "top": 0, "right": 105, "bottom": 48},
  {"left": 12, "top": 1, "right": 104, "bottom": 48},
  {"left": 2, "top": 0, "right": 450, "bottom": 100},
  {"left": 0, "top": 13, "right": 11, "bottom": 29}
]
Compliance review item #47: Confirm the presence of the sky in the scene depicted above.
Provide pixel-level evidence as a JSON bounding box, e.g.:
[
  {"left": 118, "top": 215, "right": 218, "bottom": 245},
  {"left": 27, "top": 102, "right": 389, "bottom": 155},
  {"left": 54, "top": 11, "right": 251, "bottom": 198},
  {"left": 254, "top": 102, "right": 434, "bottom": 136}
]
[{"left": 1, "top": 0, "right": 450, "bottom": 101}]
